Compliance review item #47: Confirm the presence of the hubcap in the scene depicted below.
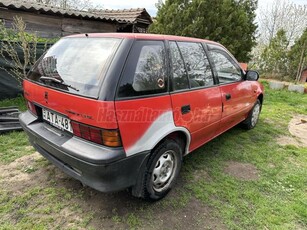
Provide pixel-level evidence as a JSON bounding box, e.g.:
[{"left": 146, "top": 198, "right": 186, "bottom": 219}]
[
  {"left": 251, "top": 104, "right": 260, "bottom": 127},
  {"left": 152, "top": 150, "right": 177, "bottom": 192}
]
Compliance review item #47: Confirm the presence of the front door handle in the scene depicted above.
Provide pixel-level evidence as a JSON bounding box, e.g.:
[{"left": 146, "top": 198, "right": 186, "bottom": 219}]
[
  {"left": 225, "top": 93, "right": 231, "bottom": 100},
  {"left": 181, "top": 105, "right": 191, "bottom": 114}
]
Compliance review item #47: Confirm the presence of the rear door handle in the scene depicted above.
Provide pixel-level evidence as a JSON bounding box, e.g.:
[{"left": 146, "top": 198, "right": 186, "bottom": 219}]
[
  {"left": 181, "top": 105, "right": 191, "bottom": 114},
  {"left": 225, "top": 93, "right": 231, "bottom": 100}
]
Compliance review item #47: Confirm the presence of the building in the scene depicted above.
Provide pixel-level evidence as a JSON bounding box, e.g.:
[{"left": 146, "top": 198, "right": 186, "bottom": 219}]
[
  {"left": 0, "top": 0, "right": 152, "bottom": 38},
  {"left": 300, "top": 68, "right": 307, "bottom": 83}
]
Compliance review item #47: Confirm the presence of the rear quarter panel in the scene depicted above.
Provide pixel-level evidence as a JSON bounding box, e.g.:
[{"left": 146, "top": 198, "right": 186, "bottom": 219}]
[{"left": 115, "top": 95, "right": 182, "bottom": 156}]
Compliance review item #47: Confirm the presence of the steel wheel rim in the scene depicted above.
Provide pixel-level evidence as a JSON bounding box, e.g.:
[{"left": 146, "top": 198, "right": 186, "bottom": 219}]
[
  {"left": 251, "top": 104, "right": 260, "bottom": 127},
  {"left": 152, "top": 150, "right": 177, "bottom": 192}
]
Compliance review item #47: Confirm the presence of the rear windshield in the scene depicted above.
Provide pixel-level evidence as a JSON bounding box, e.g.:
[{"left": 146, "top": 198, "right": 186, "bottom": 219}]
[{"left": 27, "top": 37, "right": 122, "bottom": 98}]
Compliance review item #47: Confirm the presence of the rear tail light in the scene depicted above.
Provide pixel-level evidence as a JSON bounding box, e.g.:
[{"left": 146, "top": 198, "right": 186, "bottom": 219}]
[
  {"left": 71, "top": 121, "right": 122, "bottom": 147},
  {"left": 27, "top": 100, "right": 38, "bottom": 116}
]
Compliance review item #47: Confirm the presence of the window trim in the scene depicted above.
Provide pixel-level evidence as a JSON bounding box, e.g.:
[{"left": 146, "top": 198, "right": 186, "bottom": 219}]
[
  {"left": 115, "top": 91, "right": 170, "bottom": 101},
  {"left": 169, "top": 83, "right": 219, "bottom": 95}
]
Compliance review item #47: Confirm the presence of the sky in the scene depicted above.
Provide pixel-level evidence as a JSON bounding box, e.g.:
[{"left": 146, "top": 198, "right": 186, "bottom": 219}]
[{"left": 92, "top": 0, "right": 307, "bottom": 17}]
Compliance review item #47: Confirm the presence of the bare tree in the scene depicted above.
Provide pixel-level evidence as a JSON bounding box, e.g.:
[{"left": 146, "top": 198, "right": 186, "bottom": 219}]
[
  {"left": 0, "top": 17, "right": 42, "bottom": 85},
  {"left": 258, "top": 0, "right": 307, "bottom": 46}
]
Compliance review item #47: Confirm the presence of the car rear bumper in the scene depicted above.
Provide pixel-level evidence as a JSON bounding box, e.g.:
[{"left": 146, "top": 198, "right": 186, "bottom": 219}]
[{"left": 19, "top": 111, "right": 150, "bottom": 192}]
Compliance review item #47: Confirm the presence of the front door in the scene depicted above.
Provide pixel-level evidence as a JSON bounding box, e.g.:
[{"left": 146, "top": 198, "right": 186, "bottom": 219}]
[{"left": 207, "top": 45, "right": 254, "bottom": 133}]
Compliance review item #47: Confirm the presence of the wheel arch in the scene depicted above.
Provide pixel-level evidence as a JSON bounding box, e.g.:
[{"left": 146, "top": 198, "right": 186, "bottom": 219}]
[
  {"left": 131, "top": 128, "right": 190, "bottom": 198},
  {"left": 153, "top": 128, "right": 191, "bottom": 156}
]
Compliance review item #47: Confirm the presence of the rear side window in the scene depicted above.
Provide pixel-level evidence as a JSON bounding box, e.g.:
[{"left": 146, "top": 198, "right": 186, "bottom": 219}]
[
  {"left": 170, "top": 41, "right": 214, "bottom": 91},
  {"left": 177, "top": 42, "right": 214, "bottom": 88},
  {"left": 27, "top": 37, "right": 121, "bottom": 98},
  {"left": 169, "top": 41, "right": 189, "bottom": 90},
  {"left": 118, "top": 40, "right": 167, "bottom": 98}
]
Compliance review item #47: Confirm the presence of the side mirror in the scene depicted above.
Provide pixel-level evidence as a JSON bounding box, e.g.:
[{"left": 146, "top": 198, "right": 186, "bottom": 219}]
[{"left": 245, "top": 70, "right": 259, "bottom": 81}]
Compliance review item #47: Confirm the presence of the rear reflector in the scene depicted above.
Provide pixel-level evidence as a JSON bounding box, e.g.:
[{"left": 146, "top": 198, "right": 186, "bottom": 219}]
[
  {"left": 71, "top": 122, "right": 81, "bottom": 136},
  {"left": 71, "top": 121, "right": 121, "bottom": 147}
]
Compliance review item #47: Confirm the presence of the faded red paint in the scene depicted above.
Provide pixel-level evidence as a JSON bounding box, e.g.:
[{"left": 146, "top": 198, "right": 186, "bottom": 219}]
[
  {"left": 23, "top": 33, "right": 264, "bottom": 156},
  {"left": 23, "top": 80, "right": 118, "bottom": 129}
]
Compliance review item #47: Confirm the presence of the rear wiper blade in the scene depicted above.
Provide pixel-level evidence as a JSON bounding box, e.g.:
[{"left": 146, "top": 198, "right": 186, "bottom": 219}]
[{"left": 40, "top": 76, "right": 79, "bottom": 92}]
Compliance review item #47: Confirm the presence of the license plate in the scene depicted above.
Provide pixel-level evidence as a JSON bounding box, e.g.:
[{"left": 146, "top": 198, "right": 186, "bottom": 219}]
[{"left": 42, "top": 108, "right": 73, "bottom": 133}]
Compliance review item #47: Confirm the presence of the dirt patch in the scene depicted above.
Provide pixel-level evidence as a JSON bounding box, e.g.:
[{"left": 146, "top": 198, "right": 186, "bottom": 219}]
[
  {"left": 0, "top": 152, "right": 46, "bottom": 191},
  {"left": 276, "top": 136, "right": 303, "bottom": 147},
  {"left": 0, "top": 152, "right": 83, "bottom": 193},
  {"left": 263, "top": 118, "right": 275, "bottom": 124},
  {"left": 80, "top": 176, "right": 226, "bottom": 230},
  {"left": 191, "top": 169, "right": 211, "bottom": 183},
  {"left": 146, "top": 197, "right": 226, "bottom": 230},
  {"left": 276, "top": 115, "right": 307, "bottom": 148},
  {"left": 224, "top": 161, "right": 259, "bottom": 181},
  {"left": 288, "top": 115, "right": 307, "bottom": 147}
]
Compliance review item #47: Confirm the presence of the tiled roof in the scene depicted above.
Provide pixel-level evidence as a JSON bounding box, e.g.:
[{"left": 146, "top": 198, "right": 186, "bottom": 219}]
[
  {"left": 0, "top": 0, "right": 152, "bottom": 23},
  {"left": 94, "top": 8, "right": 152, "bottom": 24}
]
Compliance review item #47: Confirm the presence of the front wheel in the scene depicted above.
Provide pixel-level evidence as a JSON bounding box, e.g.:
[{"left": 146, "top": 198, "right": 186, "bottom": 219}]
[
  {"left": 241, "top": 99, "right": 261, "bottom": 130},
  {"left": 140, "top": 139, "right": 182, "bottom": 201}
]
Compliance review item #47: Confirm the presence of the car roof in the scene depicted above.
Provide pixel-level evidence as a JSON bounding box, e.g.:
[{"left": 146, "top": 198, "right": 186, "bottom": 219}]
[{"left": 66, "top": 33, "right": 220, "bottom": 46}]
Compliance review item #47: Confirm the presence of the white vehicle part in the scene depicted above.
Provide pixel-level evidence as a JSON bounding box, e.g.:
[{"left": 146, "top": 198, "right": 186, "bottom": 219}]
[{"left": 126, "top": 111, "right": 191, "bottom": 156}]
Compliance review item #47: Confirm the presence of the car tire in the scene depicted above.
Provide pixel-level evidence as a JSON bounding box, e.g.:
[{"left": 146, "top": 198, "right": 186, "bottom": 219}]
[
  {"left": 140, "top": 139, "right": 182, "bottom": 201},
  {"left": 241, "top": 99, "right": 261, "bottom": 130}
]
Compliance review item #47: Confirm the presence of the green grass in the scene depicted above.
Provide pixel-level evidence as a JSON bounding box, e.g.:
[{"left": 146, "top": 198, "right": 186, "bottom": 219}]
[
  {"left": 0, "top": 85, "right": 306, "bottom": 229},
  {"left": 182, "top": 81, "right": 307, "bottom": 229},
  {"left": 0, "top": 96, "right": 27, "bottom": 111},
  {"left": 0, "top": 131, "right": 35, "bottom": 163}
]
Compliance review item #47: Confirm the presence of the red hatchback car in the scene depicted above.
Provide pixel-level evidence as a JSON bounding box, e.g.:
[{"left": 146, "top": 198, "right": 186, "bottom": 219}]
[{"left": 20, "top": 33, "right": 264, "bottom": 200}]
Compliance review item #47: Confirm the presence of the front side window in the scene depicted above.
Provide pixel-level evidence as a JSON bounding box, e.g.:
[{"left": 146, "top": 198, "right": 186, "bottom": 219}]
[
  {"left": 118, "top": 40, "right": 167, "bottom": 98},
  {"left": 209, "top": 50, "right": 242, "bottom": 84},
  {"left": 177, "top": 42, "right": 214, "bottom": 88}
]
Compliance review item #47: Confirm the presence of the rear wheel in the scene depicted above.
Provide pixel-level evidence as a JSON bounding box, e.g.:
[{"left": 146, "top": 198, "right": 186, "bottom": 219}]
[
  {"left": 241, "top": 99, "right": 261, "bottom": 129},
  {"left": 140, "top": 139, "right": 182, "bottom": 201}
]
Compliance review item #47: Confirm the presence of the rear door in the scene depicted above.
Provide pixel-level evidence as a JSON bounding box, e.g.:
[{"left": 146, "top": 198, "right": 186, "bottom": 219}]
[
  {"left": 169, "top": 41, "right": 222, "bottom": 152},
  {"left": 115, "top": 40, "right": 173, "bottom": 156},
  {"left": 207, "top": 44, "right": 254, "bottom": 132}
]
